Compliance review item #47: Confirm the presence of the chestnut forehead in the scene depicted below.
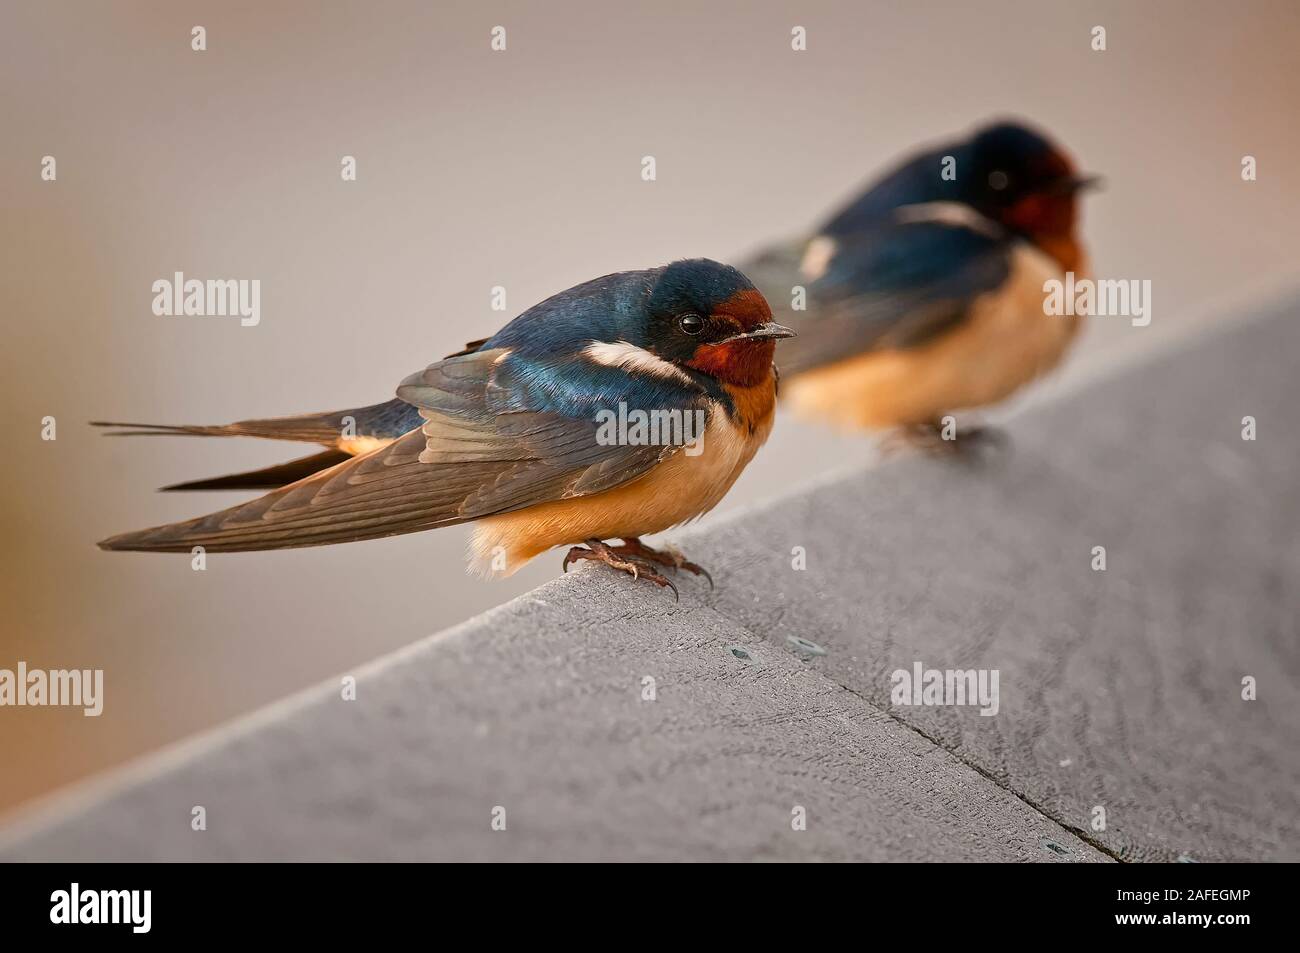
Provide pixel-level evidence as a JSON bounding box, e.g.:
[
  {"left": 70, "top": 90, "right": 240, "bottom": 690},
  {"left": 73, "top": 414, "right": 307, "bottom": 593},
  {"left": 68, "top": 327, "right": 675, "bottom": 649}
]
[{"left": 709, "top": 288, "right": 772, "bottom": 328}]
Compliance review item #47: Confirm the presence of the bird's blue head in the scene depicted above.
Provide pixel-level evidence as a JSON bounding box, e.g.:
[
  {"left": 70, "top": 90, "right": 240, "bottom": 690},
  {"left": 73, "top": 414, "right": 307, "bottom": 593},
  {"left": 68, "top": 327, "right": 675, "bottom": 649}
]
[
  {"left": 957, "top": 121, "right": 1096, "bottom": 222},
  {"left": 484, "top": 259, "right": 793, "bottom": 398},
  {"left": 824, "top": 119, "right": 1098, "bottom": 271},
  {"left": 948, "top": 121, "right": 1098, "bottom": 271},
  {"left": 640, "top": 259, "right": 793, "bottom": 387}
]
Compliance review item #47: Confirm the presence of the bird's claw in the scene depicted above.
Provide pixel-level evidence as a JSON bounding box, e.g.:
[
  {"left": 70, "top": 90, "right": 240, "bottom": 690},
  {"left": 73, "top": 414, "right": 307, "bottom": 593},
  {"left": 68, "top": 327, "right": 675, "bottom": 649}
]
[
  {"left": 562, "top": 539, "right": 681, "bottom": 600},
  {"left": 880, "top": 421, "right": 1009, "bottom": 462},
  {"left": 619, "top": 538, "right": 714, "bottom": 589}
]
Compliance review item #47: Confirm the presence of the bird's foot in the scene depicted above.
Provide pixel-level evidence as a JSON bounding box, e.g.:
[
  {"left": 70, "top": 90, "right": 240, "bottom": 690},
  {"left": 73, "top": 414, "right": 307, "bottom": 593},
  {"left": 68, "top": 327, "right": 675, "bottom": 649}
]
[
  {"left": 562, "top": 538, "right": 680, "bottom": 600},
  {"left": 880, "top": 421, "right": 1008, "bottom": 461},
  {"left": 617, "top": 537, "right": 713, "bottom": 589}
]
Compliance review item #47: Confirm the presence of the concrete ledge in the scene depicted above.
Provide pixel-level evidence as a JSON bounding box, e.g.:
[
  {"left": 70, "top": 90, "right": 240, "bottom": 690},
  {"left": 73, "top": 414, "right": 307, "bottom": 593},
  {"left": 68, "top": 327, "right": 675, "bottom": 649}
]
[{"left": 3, "top": 305, "right": 1297, "bottom": 862}]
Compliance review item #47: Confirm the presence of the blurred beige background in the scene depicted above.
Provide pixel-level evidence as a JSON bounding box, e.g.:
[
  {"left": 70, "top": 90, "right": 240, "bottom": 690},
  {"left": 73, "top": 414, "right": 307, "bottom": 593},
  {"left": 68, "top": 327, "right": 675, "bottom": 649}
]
[{"left": 2, "top": 0, "right": 1298, "bottom": 816}]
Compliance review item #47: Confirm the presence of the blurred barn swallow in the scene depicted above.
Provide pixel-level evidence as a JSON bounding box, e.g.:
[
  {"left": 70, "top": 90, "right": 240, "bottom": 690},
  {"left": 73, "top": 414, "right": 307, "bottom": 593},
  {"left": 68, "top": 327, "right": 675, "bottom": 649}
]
[
  {"left": 94, "top": 259, "right": 793, "bottom": 594},
  {"left": 744, "top": 119, "right": 1099, "bottom": 445}
]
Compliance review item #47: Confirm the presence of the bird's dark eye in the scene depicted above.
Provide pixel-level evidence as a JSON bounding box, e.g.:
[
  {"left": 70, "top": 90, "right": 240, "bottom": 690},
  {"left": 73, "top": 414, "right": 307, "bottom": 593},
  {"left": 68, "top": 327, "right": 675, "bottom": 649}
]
[
  {"left": 988, "top": 170, "right": 1010, "bottom": 191},
  {"left": 678, "top": 313, "right": 704, "bottom": 335}
]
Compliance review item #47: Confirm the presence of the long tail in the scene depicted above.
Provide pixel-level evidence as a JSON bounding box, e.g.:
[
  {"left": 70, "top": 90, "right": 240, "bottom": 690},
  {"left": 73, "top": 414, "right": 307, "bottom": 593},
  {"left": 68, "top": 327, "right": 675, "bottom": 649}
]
[
  {"left": 160, "top": 449, "right": 354, "bottom": 491},
  {"left": 97, "top": 429, "right": 458, "bottom": 553},
  {"left": 90, "top": 398, "right": 419, "bottom": 446},
  {"left": 92, "top": 398, "right": 424, "bottom": 491}
]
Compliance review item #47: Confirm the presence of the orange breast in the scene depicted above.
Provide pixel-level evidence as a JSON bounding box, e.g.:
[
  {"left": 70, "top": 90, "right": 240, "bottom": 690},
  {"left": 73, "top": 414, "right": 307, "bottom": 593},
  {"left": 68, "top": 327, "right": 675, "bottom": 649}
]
[{"left": 469, "top": 375, "right": 777, "bottom": 575}]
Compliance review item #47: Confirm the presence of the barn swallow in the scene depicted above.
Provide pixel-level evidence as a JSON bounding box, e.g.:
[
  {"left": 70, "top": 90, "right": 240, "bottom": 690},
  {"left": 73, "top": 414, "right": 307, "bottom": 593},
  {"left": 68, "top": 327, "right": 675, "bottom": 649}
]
[
  {"left": 743, "top": 119, "right": 1098, "bottom": 445},
  {"left": 94, "top": 259, "right": 793, "bottom": 594}
]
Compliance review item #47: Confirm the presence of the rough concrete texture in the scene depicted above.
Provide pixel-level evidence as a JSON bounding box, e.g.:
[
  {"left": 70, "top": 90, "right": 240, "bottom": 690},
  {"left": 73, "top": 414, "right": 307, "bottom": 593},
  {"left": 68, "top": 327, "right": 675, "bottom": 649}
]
[{"left": 2, "top": 305, "right": 1296, "bottom": 862}]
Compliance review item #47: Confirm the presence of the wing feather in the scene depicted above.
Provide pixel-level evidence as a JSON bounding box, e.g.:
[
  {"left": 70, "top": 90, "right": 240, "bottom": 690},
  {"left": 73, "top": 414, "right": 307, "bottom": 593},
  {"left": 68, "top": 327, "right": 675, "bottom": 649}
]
[
  {"left": 749, "top": 217, "right": 1014, "bottom": 376},
  {"left": 100, "top": 348, "right": 700, "bottom": 553}
]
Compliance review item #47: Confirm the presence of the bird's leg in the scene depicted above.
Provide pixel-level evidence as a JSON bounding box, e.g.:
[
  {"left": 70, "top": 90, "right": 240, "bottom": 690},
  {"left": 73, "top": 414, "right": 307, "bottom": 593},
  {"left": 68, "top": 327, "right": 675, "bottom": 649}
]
[
  {"left": 880, "top": 419, "right": 1008, "bottom": 460},
  {"left": 562, "top": 538, "right": 679, "bottom": 599},
  {"left": 952, "top": 423, "right": 1008, "bottom": 453},
  {"left": 615, "top": 538, "right": 714, "bottom": 589},
  {"left": 880, "top": 423, "right": 937, "bottom": 457}
]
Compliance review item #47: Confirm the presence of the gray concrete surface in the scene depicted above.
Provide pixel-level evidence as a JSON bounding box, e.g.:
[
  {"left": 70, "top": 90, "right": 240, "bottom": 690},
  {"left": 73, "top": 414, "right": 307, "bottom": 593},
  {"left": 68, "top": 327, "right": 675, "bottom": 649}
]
[{"left": 2, "top": 304, "right": 1297, "bottom": 862}]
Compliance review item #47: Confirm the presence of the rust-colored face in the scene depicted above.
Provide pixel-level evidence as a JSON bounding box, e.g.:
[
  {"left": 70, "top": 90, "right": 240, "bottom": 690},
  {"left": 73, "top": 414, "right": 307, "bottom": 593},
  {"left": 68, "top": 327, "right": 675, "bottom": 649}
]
[
  {"left": 996, "top": 147, "right": 1090, "bottom": 273},
  {"left": 1002, "top": 189, "right": 1085, "bottom": 273},
  {"left": 684, "top": 289, "right": 779, "bottom": 388}
]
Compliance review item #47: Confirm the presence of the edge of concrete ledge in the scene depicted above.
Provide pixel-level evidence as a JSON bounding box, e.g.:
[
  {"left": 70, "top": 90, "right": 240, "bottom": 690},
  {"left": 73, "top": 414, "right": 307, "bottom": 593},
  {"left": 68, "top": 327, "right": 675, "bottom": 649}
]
[{"left": 3, "top": 287, "right": 1296, "bottom": 859}]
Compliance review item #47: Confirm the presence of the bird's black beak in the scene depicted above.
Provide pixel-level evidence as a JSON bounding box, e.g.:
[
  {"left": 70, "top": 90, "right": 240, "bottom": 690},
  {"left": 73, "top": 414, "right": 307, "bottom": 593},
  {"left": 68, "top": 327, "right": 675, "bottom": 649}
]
[
  {"left": 716, "top": 321, "right": 796, "bottom": 344},
  {"left": 1057, "top": 173, "right": 1104, "bottom": 194}
]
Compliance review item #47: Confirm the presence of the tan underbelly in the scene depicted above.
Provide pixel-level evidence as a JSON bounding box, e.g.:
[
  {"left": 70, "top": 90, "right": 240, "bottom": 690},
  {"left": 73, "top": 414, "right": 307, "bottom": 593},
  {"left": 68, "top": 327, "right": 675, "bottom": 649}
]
[
  {"left": 469, "top": 411, "right": 772, "bottom": 576},
  {"left": 785, "top": 245, "right": 1085, "bottom": 429}
]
